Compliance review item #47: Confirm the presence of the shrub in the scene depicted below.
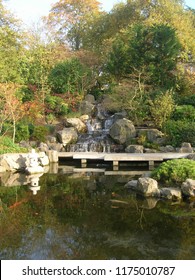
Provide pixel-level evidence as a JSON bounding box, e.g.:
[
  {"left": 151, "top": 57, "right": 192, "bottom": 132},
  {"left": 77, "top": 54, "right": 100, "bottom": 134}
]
[
  {"left": 171, "top": 105, "right": 195, "bottom": 122},
  {"left": 15, "top": 123, "right": 30, "bottom": 143},
  {"left": 151, "top": 159, "right": 195, "bottom": 185},
  {"left": 163, "top": 120, "right": 195, "bottom": 147},
  {"left": 31, "top": 126, "right": 49, "bottom": 142},
  {"left": 149, "top": 90, "right": 175, "bottom": 128},
  {"left": 0, "top": 136, "right": 28, "bottom": 154}
]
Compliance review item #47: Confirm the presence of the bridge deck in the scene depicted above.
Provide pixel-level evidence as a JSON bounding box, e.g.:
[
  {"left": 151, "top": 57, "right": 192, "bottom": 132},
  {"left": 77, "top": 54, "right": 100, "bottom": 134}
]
[{"left": 58, "top": 152, "right": 190, "bottom": 168}]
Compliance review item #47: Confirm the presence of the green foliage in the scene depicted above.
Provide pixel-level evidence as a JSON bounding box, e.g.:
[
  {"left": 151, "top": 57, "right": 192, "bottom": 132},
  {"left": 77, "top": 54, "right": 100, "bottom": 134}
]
[
  {"left": 49, "top": 58, "right": 92, "bottom": 94},
  {"left": 151, "top": 159, "right": 195, "bottom": 185},
  {"left": 106, "top": 24, "right": 181, "bottom": 88},
  {"left": 171, "top": 105, "right": 195, "bottom": 122},
  {"left": 149, "top": 90, "right": 175, "bottom": 128},
  {"left": 0, "top": 136, "right": 28, "bottom": 154},
  {"left": 163, "top": 120, "right": 195, "bottom": 147},
  {"left": 45, "top": 95, "right": 69, "bottom": 116},
  {"left": 31, "top": 126, "right": 49, "bottom": 142},
  {"left": 15, "top": 123, "right": 30, "bottom": 143},
  {"left": 178, "top": 95, "right": 195, "bottom": 107}
]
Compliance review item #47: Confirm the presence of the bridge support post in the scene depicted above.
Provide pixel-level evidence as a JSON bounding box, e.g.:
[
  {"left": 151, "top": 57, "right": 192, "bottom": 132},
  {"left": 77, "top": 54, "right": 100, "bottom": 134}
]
[
  {"left": 113, "top": 160, "right": 119, "bottom": 170},
  {"left": 149, "top": 160, "right": 154, "bottom": 170},
  {"left": 81, "top": 159, "right": 87, "bottom": 168}
]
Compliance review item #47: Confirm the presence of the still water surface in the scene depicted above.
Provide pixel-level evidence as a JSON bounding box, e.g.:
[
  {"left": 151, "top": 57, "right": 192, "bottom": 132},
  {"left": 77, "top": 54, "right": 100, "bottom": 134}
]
[{"left": 0, "top": 164, "right": 195, "bottom": 260}]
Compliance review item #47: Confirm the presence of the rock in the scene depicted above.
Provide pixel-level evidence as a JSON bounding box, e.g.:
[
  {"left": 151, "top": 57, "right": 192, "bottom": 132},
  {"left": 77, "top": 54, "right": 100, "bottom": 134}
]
[
  {"left": 79, "top": 101, "right": 95, "bottom": 115},
  {"left": 160, "top": 188, "right": 182, "bottom": 200},
  {"left": 84, "top": 94, "right": 96, "bottom": 104},
  {"left": 144, "top": 148, "right": 158, "bottom": 153},
  {"left": 125, "top": 177, "right": 160, "bottom": 197},
  {"left": 38, "top": 142, "right": 49, "bottom": 153},
  {"left": 137, "top": 128, "right": 166, "bottom": 144},
  {"left": 159, "top": 145, "right": 175, "bottom": 152},
  {"left": 0, "top": 153, "right": 28, "bottom": 171},
  {"left": 38, "top": 152, "right": 49, "bottom": 166},
  {"left": 187, "top": 154, "right": 195, "bottom": 160},
  {"left": 80, "top": 114, "right": 90, "bottom": 123},
  {"left": 136, "top": 177, "right": 160, "bottom": 197},
  {"left": 181, "top": 179, "right": 195, "bottom": 197},
  {"left": 46, "top": 136, "right": 57, "bottom": 144},
  {"left": 48, "top": 143, "right": 63, "bottom": 152},
  {"left": 56, "top": 128, "right": 78, "bottom": 145},
  {"left": 124, "top": 180, "right": 138, "bottom": 189},
  {"left": 47, "top": 150, "right": 58, "bottom": 163},
  {"left": 177, "top": 142, "right": 194, "bottom": 153},
  {"left": 125, "top": 145, "right": 144, "bottom": 153},
  {"left": 0, "top": 165, "right": 6, "bottom": 172},
  {"left": 109, "top": 118, "right": 136, "bottom": 145},
  {"left": 19, "top": 140, "right": 31, "bottom": 149},
  {"left": 64, "top": 118, "right": 87, "bottom": 133}
]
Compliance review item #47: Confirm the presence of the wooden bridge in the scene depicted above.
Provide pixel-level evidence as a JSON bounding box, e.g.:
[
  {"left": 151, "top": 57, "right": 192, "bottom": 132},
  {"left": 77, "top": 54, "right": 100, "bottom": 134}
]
[{"left": 58, "top": 152, "right": 191, "bottom": 169}]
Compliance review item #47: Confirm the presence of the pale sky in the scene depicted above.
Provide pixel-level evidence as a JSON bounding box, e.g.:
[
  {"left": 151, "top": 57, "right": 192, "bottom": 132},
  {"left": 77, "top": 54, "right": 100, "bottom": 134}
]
[{"left": 5, "top": 0, "right": 195, "bottom": 27}]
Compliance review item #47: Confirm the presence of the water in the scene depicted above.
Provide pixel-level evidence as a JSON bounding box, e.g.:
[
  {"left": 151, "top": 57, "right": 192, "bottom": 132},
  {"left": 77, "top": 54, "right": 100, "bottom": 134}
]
[{"left": 0, "top": 164, "right": 195, "bottom": 260}]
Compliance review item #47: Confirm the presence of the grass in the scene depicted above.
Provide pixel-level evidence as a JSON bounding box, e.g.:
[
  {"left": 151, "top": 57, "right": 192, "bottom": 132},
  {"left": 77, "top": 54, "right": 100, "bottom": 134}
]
[{"left": 0, "top": 136, "right": 28, "bottom": 154}]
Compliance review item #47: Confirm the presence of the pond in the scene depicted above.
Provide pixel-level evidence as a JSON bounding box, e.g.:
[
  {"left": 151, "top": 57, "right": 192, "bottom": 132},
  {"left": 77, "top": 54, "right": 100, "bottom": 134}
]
[{"left": 0, "top": 163, "right": 195, "bottom": 260}]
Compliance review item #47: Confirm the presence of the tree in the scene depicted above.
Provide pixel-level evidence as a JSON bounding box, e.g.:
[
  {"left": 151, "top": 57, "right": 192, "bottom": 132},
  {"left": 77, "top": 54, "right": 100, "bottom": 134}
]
[
  {"left": 0, "top": 83, "right": 24, "bottom": 143},
  {"left": 106, "top": 24, "right": 181, "bottom": 88},
  {"left": 0, "top": 0, "right": 24, "bottom": 83},
  {"left": 45, "top": 0, "right": 102, "bottom": 50}
]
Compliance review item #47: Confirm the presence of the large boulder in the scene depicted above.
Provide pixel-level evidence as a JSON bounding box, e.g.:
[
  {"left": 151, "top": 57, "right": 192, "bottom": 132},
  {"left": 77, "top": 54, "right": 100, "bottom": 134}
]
[
  {"left": 181, "top": 179, "right": 195, "bottom": 197},
  {"left": 177, "top": 142, "right": 194, "bottom": 153},
  {"left": 84, "top": 94, "right": 96, "bottom": 104},
  {"left": 125, "top": 177, "right": 160, "bottom": 197},
  {"left": 56, "top": 128, "right": 78, "bottom": 145},
  {"left": 136, "top": 128, "right": 166, "bottom": 145},
  {"left": 136, "top": 178, "right": 160, "bottom": 197},
  {"left": 109, "top": 118, "right": 136, "bottom": 145},
  {"left": 79, "top": 101, "right": 95, "bottom": 115},
  {"left": 64, "top": 118, "right": 87, "bottom": 133}
]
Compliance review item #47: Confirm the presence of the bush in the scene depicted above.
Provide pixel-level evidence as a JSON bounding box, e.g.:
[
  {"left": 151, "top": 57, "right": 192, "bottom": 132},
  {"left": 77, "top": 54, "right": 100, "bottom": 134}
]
[
  {"left": 178, "top": 95, "right": 195, "bottom": 106},
  {"left": 151, "top": 159, "right": 195, "bottom": 185},
  {"left": 171, "top": 105, "right": 195, "bottom": 122},
  {"left": 0, "top": 136, "right": 28, "bottom": 154},
  {"left": 15, "top": 124, "right": 30, "bottom": 143},
  {"left": 163, "top": 120, "right": 195, "bottom": 147},
  {"left": 31, "top": 126, "right": 49, "bottom": 142}
]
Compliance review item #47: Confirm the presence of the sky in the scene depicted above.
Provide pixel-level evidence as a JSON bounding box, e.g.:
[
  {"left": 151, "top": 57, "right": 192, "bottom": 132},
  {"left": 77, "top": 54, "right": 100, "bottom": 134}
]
[{"left": 4, "top": 0, "right": 195, "bottom": 27}]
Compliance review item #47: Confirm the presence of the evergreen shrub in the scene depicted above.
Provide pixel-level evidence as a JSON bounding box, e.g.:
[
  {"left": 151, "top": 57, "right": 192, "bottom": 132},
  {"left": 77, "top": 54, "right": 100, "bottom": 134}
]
[{"left": 151, "top": 159, "right": 195, "bottom": 185}]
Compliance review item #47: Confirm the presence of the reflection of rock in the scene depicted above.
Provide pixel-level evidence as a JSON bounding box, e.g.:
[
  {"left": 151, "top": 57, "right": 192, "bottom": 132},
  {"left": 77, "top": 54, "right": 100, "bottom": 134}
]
[
  {"left": 0, "top": 172, "right": 28, "bottom": 187},
  {"left": 140, "top": 197, "right": 159, "bottom": 209}
]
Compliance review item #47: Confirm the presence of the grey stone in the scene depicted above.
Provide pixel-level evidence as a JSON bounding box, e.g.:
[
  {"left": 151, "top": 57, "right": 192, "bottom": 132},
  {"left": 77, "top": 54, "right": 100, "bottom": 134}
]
[
  {"left": 178, "top": 142, "right": 194, "bottom": 153},
  {"left": 160, "top": 187, "right": 182, "bottom": 200},
  {"left": 64, "top": 117, "right": 87, "bottom": 133},
  {"left": 56, "top": 128, "right": 78, "bottom": 145},
  {"left": 159, "top": 145, "right": 175, "bottom": 152},
  {"left": 181, "top": 179, "right": 195, "bottom": 197},
  {"left": 79, "top": 101, "right": 95, "bottom": 115},
  {"left": 124, "top": 180, "right": 138, "bottom": 189},
  {"left": 84, "top": 94, "right": 96, "bottom": 104},
  {"left": 136, "top": 128, "right": 166, "bottom": 144},
  {"left": 125, "top": 145, "right": 144, "bottom": 153},
  {"left": 109, "top": 118, "right": 136, "bottom": 145}
]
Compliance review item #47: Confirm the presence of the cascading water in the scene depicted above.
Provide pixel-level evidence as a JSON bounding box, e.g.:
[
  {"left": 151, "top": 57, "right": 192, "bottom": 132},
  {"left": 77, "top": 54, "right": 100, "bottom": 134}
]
[{"left": 65, "top": 103, "right": 124, "bottom": 153}]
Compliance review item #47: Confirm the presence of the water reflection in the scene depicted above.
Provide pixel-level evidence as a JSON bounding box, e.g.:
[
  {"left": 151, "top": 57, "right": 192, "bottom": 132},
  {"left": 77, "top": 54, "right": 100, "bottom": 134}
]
[{"left": 0, "top": 166, "right": 195, "bottom": 260}]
